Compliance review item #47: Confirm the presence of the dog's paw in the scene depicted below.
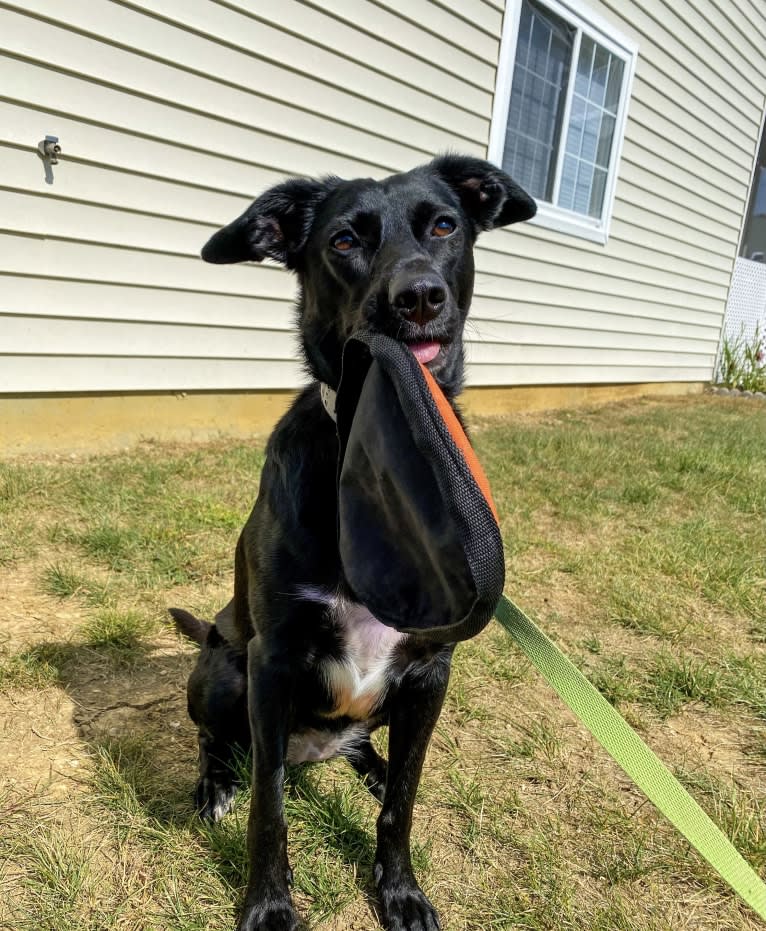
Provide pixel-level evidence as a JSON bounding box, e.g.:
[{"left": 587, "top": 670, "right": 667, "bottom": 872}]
[
  {"left": 376, "top": 876, "right": 440, "bottom": 931},
  {"left": 236, "top": 899, "right": 299, "bottom": 931},
  {"left": 195, "top": 776, "right": 237, "bottom": 821},
  {"left": 365, "top": 772, "right": 387, "bottom": 804}
]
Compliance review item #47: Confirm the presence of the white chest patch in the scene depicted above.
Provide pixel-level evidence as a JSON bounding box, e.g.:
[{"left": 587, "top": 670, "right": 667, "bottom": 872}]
[{"left": 297, "top": 586, "right": 407, "bottom": 720}]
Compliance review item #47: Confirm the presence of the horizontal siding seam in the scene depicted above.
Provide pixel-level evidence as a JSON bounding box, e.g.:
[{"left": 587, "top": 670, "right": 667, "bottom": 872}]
[
  {"left": 0, "top": 247, "right": 728, "bottom": 314},
  {"left": 470, "top": 295, "right": 723, "bottom": 322},
  {"left": 482, "top": 231, "right": 732, "bottom": 281},
  {"left": 0, "top": 310, "right": 294, "bottom": 334},
  {"left": 516, "top": 200, "right": 737, "bottom": 254},
  {"left": 613, "top": 192, "right": 735, "bottom": 249},
  {"left": 608, "top": 231, "right": 731, "bottom": 274},
  {"left": 630, "top": 79, "right": 755, "bottom": 158},
  {"left": 730, "top": 0, "right": 766, "bottom": 42},
  {"left": 0, "top": 4, "right": 484, "bottom": 150},
  {"left": 624, "top": 120, "right": 750, "bottom": 196},
  {"left": 628, "top": 93, "right": 756, "bottom": 173},
  {"left": 2, "top": 92, "right": 396, "bottom": 181},
  {"left": 209, "top": 0, "right": 492, "bottom": 114},
  {"left": 0, "top": 140, "right": 267, "bottom": 203},
  {"left": 11, "top": 183, "right": 732, "bottom": 288},
  {"left": 0, "top": 182, "right": 226, "bottom": 228},
  {"left": 472, "top": 285, "right": 723, "bottom": 318},
  {"left": 1, "top": 50, "right": 409, "bottom": 174},
  {"left": 469, "top": 313, "right": 721, "bottom": 335},
  {"left": 2, "top": 310, "right": 720, "bottom": 343},
  {"left": 632, "top": 69, "right": 761, "bottom": 140},
  {"left": 2, "top": 351, "right": 298, "bottom": 362},
  {"left": 476, "top": 249, "right": 731, "bottom": 297},
  {"left": 0, "top": 269, "right": 288, "bottom": 299},
  {"left": 19, "top": 218, "right": 731, "bottom": 305},
  {"left": 365, "top": 0, "right": 499, "bottom": 59},
  {"left": 293, "top": 0, "right": 495, "bottom": 89},
  {"left": 620, "top": 153, "right": 743, "bottom": 217},
  {"left": 687, "top": 0, "right": 766, "bottom": 64},
  {"left": 614, "top": 177, "right": 741, "bottom": 235},
  {"left": 423, "top": 0, "right": 500, "bottom": 39},
  {"left": 602, "top": 0, "right": 765, "bottom": 114},
  {"left": 468, "top": 361, "right": 712, "bottom": 369},
  {"left": 522, "top": 206, "right": 731, "bottom": 253},
  {"left": 2, "top": 351, "right": 714, "bottom": 363},
  {"left": 636, "top": 0, "right": 766, "bottom": 89},
  {"left": 465, "top": 338, "right": 717, "bottom": 355},
  {"left": 5, "top": 2, "right": 488, "bottom": 138},
  {"left": 0, "top": 227, "right": 236, "bottom": 262}
]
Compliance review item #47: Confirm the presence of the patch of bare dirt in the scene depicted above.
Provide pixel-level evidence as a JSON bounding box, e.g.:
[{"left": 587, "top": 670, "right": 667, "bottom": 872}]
[
  {"left": 2, "top": 561, "right": 86, "bottom": 647},
  {"left": 0, "top": 558, "right": 198, "bottom": 803}
]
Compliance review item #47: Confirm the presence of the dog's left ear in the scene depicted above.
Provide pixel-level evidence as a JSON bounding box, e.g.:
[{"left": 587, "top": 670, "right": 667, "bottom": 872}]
[
  {"left": 431, "top": 154, "right": 536, "bottom": 233},
  {"left": 201, "top": 177, "right": 338, "bottom": 268}
]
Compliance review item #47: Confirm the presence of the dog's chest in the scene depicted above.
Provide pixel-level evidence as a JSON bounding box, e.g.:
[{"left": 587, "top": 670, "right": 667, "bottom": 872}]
[
  {"left": 319, "top": 598, "right": 405, "bottom": 720},
  {"left": 293, "top": 586, "right": 405, "bottom": 730},
  {"left": 286, "top": 595, "right": 405, "bottom": 764}
]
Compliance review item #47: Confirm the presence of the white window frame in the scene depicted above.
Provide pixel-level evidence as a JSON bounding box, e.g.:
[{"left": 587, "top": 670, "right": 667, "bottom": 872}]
[{"left": 488, "top": 0, "right": 638, "bottom": 244}]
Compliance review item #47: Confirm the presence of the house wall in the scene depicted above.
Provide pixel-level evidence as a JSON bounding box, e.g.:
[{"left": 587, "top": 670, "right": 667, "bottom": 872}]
[
  {"left": 483, "top": 0, "right": 766, "bottom": 385},
  {"left": 1, "top": 0, "right": 765, "bottom": 397}
]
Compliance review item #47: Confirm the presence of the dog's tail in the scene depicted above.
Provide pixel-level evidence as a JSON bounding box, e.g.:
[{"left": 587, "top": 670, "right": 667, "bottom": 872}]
[{"left": 168, "top": 607, "right": 212, "bottom": 646}]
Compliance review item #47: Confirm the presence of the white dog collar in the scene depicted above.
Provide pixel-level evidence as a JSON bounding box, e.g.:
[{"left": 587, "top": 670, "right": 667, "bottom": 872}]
[{"left": 319, "top": 382, "right": 337, "bottom": 422}]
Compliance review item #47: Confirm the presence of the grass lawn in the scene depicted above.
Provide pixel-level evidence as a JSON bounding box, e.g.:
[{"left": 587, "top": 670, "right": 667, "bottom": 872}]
[{"left": 1, "top": 394, "right": 764, "bottom": 931}]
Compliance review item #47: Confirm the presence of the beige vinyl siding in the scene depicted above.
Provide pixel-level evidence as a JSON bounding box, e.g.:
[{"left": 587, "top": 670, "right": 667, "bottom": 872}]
[
  {"left": 0, "top": 0, "right": 490, "bottom": 394},
  {"left": 1, "top": 0, "right": 764, "bottom": 394}
]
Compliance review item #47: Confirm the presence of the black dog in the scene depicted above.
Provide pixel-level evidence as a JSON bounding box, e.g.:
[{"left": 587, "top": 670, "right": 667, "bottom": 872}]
[{"left": 170, "top": 155, "right": 535, "bottom": 931}]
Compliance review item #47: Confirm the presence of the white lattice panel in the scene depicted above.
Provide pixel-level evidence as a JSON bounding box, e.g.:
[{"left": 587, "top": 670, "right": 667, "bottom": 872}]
[{"left": 723, "top": 258, "right": 766, "bottom": 344}]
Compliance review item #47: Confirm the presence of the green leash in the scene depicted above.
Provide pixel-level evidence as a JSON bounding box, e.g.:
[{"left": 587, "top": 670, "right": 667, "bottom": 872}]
[{"left": 494, "top": 594, "right": 766, "bottom": 920}]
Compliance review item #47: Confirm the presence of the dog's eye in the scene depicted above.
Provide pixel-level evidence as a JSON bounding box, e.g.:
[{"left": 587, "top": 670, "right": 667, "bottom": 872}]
[
  {"left": 432, "top": 218, "right": 456, "bottom": 238},
  {"left": 331, "top": 232, "right": 357, "bottom": 252}
]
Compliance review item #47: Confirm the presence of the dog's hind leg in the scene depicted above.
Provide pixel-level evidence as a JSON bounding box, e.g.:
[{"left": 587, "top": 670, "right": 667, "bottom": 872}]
[
  {"left": 195, "top": 731, "right": 247, "bottom": 821},
  {"left": 179, "top": 614, "right": 251, "bottom": 822},
  {"left": 342, "top": 734, "right": 388, "bottom": 803}
]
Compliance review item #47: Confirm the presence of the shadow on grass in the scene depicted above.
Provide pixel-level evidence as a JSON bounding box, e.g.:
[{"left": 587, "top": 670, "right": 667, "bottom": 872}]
[
  {"left": 22, "top": 635, "right": 383, "bottom": 925},
  {"left": 22, "top": 638, "right": 198, "bottom": 818}
]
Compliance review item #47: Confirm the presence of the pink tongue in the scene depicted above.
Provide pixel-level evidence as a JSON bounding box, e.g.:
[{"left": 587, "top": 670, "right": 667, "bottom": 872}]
[{"left": 408, "top": 341, "right": 441, "bottom": 364}]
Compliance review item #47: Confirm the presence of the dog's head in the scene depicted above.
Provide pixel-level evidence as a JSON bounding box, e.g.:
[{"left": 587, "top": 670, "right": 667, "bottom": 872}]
[{"left": 202, "top": 155, "right": 535, "bottom": 397}]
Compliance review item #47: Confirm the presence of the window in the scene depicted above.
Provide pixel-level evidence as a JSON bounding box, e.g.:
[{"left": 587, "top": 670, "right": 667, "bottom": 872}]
[
  {"left": 489, "top": 0, "right": 638, "bottom": 243},
  {"left": 739, "top": 118, "right": 766, "bottom": 262}
]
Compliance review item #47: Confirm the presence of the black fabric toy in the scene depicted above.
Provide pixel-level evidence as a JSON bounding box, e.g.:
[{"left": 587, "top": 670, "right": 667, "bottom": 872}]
[{"left": 334, "top": 330, "right": 504, "bottom": 643}]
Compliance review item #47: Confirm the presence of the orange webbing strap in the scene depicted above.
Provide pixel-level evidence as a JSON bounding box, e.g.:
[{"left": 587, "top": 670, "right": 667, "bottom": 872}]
[{"left": 418, "top": 362, "right": 499, "bottom": 523}]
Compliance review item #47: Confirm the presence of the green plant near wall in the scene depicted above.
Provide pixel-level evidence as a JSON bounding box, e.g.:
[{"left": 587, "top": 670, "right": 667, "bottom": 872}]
[{"left": 717, "top": 324, "right": 766, "bottom": 392}]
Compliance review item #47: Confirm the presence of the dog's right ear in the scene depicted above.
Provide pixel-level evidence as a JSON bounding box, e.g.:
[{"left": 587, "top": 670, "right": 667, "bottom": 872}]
[{"left": 201, "top": 177, "right": 338, "bottom": 268}]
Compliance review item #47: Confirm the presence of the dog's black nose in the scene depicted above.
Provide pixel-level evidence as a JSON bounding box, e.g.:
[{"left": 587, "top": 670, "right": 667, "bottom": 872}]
[{"left": 390, "top": 274, "right": 446, "bottom": 326}]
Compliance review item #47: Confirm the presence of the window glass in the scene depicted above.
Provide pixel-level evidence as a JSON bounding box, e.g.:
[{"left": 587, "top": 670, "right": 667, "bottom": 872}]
[
  {"left": 503, "top": 0, "right": 574, "bottom": 201},
  {"left": 557, "top": 32, "right": 624, "bottom": 218},
  {"left": 740, "top": 124, "right": 766, "bottom": 262},
  {"left": 501, "top": 0, "right": 628, "bottom": 223}
]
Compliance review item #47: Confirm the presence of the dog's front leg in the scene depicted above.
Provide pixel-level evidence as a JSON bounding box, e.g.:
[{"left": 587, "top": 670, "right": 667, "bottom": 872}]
[
  {"left": 374, "top": 648, "right": 452, "bottom": 931},
  {"left": 237, "top": 641, "right": 297, "bottom": 931}
]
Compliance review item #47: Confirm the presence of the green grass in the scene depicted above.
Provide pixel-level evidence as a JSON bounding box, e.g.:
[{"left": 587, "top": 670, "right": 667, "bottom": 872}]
[
  {"left": 80, "top": 608, "right": 155, "bottom": 654},
  {"left": 1, "top": 398, "right": 765, "bottom": 931},
  {"left": 41, "top": 563, "right": 109, "bottom": 604},
  {"left": 0, "top": 645, "right": 61, "bottom": 691},
  {"left": 645, "top": 652, "right": 724, "bottom": 718},
  {"left": 676, "top": 768, "right": 766, "bottom": 878}
]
